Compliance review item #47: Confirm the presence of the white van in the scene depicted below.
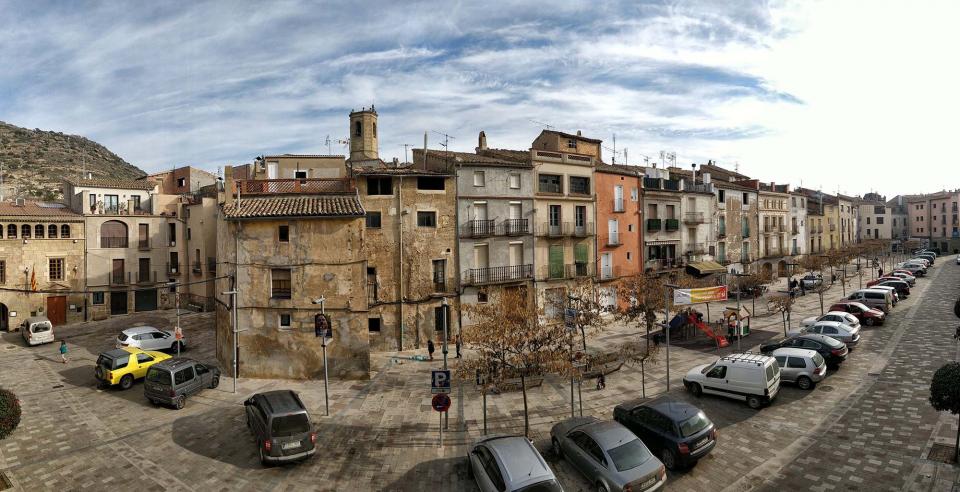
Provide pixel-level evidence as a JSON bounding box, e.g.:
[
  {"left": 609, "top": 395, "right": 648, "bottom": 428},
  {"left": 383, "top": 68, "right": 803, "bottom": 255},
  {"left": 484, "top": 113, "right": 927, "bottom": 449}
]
[
  {"left": 847, "top": 289, "right": 892, "bottom": 313},
  {"left": 20, "top": 316, "right": 55, "bottom": 346},
  {"left": 683, "top": 353, "right": 781, "bottom": 409}
]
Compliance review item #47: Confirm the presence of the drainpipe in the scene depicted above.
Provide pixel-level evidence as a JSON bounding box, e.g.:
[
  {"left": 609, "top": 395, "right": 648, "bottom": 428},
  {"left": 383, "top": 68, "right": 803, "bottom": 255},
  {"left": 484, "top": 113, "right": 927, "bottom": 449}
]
[{"left": 398, "top": 174, "right": 404, "bottom": 351}]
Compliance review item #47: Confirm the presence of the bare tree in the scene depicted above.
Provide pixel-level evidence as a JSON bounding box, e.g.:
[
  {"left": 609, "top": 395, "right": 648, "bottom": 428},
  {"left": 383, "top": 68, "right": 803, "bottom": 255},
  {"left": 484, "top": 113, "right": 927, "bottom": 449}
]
[
  {"left": 735, "top": 271, "right": 772, "bottom": 318},
  {"left": 458, "top": 288, "right": 573, "bottom": 436},
  {"left": 616, "top": 273, "right": 670, "bottom": 350},
  {"left": 767, "top": 293, "right": 796, "bottom": 336},
  {"left": 550, "top": 279, "right": 605, "bottom": 352},
  {"left": 616, "top": 340, "right": 660, "bottom": 398}
]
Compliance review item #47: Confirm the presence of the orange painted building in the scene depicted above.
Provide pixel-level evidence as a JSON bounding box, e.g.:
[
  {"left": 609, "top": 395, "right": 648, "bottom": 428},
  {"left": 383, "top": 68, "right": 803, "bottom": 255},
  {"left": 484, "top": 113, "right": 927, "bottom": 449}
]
[{"left": 595, "top": 163, "right": 643, "bottom": 309}]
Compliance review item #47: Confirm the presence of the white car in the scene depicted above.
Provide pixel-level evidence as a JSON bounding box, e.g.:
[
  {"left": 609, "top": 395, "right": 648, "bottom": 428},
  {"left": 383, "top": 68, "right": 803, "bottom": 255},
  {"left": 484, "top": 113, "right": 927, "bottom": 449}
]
[
  {"left": 116, "top": 326, "right": 184, "bottom": 352},
  {"left": 956, "top": 254, "right": 960, "bottom": 265},
  {"left": 683, "top": 353, "right": 781, "bottom": 409},
  {"left": 800, "top": 311, "right": 861, "bottom": 330}
]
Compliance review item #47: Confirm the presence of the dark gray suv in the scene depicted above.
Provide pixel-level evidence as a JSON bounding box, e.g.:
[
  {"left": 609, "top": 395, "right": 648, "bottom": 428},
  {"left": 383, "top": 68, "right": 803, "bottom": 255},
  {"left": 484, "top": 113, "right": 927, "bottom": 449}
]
[
  {"left": 144, "top": 358, "right": 220, "bottom": 409},
  {"left": 245, "top": 390, "right": 316, "bottom": 466}
]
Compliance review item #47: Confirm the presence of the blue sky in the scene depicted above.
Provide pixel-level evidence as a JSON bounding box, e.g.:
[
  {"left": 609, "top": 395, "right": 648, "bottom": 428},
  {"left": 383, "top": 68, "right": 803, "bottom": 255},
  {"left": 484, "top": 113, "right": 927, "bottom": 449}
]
[{"left": 2, "top": 1, "right": 958, "bottom": 197}]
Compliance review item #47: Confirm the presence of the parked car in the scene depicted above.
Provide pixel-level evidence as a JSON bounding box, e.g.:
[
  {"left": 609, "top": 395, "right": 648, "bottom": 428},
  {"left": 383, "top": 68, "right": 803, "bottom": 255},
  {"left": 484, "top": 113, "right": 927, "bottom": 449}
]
[
  {"left": 144, "top": 358, "right": 220, "bottom": 409},
  {"left": 771, "top": 348, "right": 827, "bottom": 390},
  {"left": 760, "top": 333, "right": 848, "bottom": 369},
  {"left": 20, "top": 316, "right": 54, "bottom": 346},
  {"left": 846, "top": 288, "right": 893, "bottom": 313},
  {"left": 828, "top": 301, "right": 886, "bottom": 326},
  {"left": 893, "top": 265, "right": 924, "bottom": 277},
  {"left": 916, "top": 252, "right": 936, "bottom": 263},
  {"left": 869, "top": 285, "right": 899, "bottom": 305},
  {"left": 683, "top": 353, "right": 780, "bottom": 409},
  {"left": 467, "top": 435, "right": 562, "bottom": 492},
  {"left": 803, "top": 321, "right": 860, "bottom": 347},
  {"left": 875, "top": 279, "right": 910, "bottom": 298},
  {"left": 95, "top": 347, "right": 172, "bottom": 390},
  {"left": 883, "top": 272, "right": 915, "bottom": 286},
  {"left": 956, "top": 254, "right": 960, "bottom": 265},
  {"left": 245, "top": 390, "right": 317, "bottom": 466},
  {"left": 800, "top": 274, "right": 824, "bottom": 289},
  {"left": 613, "top": 397, "right": 716, "bottom": 470},
  {"left": 800, "top": 311, "right": 861, "bottom": 330},
  {"left": 898, "top": 261, "right": 927, "bottom": 274},
  {"left": 551, "top": 417, "right": 665, "bottom": 492},
  {"left": 117, "top": 326, "right": 184, "bottom": 352},
  {"left": 908, "top": 258, "right": 931, "bottom": 268}
]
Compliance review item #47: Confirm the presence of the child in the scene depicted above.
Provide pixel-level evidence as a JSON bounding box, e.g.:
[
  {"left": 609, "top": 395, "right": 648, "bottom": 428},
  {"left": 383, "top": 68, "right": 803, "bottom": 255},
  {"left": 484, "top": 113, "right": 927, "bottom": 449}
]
[
  {"left": 59, "top": 340, "right": 68, "bottom": 364},
  {"left": 596, "top": 373, "right": 606, "bottom": 391},
  {"left": 455, "top": 335, "right": 462, "bottom": 359},
  {"left": 427, "top": 339, "right": 435, "bottom": 361}
]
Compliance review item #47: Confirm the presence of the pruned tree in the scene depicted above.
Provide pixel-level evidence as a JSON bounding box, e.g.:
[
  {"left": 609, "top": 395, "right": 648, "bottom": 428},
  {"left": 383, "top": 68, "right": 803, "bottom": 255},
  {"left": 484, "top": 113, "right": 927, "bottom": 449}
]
[
  {"left": 616, "top": 340, "right": 660, "bottom": 398},
  {"left": 810, "top": 280, "right": 831, "bottom": 315},
  {"left": 767, "top": 294, "right": 796, "bottom": 336},
  {"left": 929, "top": 362, "right": 960, "bottom": 462},
  {"left": 616, "top": 273, "right": 669, "bottom": 350},
  {"left": 458, "top": 287, "right": 572, "bottom": 436},
  {"left": 550, "top": 279, "right": 605, "bottom": 352},
  {"left": 735, "top": 271, "right": 772, "bottom": 318}
]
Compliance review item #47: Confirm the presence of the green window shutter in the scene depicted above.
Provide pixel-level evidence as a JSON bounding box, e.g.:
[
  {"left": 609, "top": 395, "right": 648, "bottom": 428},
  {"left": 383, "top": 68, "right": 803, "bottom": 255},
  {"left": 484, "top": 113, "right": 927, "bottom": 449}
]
[
  {"left": 574, "top": 243, "right": 588, "bottom": 263},
  {"left": 549, "top": 245, "right": 565, "bottom": 278}
]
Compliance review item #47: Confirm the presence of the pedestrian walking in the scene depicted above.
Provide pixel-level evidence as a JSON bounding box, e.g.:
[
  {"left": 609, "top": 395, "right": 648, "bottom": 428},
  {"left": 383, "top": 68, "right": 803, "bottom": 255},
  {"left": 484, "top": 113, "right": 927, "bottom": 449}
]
[
  {"left": 427, "top": 339, "right": 435, "bottom": 361},
  {"left": 800, "top": 280, "right": 806, "bottom": 296},
  {"left": 58, "top": 340, "right": 68, "bottom": 364},
  {"left": 878, "top": 266, "right": 883, "bottom": 277},
  {"left": 455, "top": 334, "right": 462, "bottom": 359},
  {"left": 596, "top": 373, "right": 606, "bottom": 391}
]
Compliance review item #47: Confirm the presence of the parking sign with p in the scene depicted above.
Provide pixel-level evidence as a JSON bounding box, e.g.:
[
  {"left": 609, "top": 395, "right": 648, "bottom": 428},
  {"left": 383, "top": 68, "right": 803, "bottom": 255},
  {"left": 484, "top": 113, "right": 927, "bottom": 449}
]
[{"left": 431, "top": 369, "right": 451, "bottom": 394}]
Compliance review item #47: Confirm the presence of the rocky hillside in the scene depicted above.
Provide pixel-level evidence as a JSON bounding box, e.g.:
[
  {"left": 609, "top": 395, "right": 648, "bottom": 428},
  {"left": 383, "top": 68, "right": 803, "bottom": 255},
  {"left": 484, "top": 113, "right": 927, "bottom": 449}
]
[{"left": 0, "top": 121, "right": 146, "bottom": 200}]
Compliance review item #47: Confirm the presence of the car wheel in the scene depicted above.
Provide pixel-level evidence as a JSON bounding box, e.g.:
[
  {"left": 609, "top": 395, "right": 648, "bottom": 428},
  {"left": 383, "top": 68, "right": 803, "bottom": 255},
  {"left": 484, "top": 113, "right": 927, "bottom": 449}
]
[
  {"left": 210, "top": 376, "right": 220, "bottom": 389},
  {"left": 596, "top": 482, "right": 609, "bottom": 492},
  {"left": 552, "top": 438, "right": 563, "bottom": 458},
  {"left": 661, "top": 448, "right": 678, "bottom": 470},
  {"left": 797, "top": 376, "right": 814, "bottom": 390},
  {"left": 865, "top": 317, "right": 875, "bottom": 326},
  {"left": 690, "top": 383, "right": 702, "bottom": 397},
  {"left": 746, "top": 395, "right": 762, "bottom": 409},
  {"left": 175, "top": 396, "right": 186, "bottom": 410},
  {"left": 119, "top": 374, "right": 134, "bottom": 390},
  {"left": 170, "top": 342, "right": 178, "bottom": 352}
]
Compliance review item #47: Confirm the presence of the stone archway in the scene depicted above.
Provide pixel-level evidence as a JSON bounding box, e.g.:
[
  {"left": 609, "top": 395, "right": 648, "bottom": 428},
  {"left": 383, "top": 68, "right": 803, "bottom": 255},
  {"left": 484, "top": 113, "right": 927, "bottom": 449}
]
[
  {"left": 777, "top": 260, "right": 788, "bottom": 278},
  {"left": 761, "top": 262, "right": 773, "bottom": 278}
]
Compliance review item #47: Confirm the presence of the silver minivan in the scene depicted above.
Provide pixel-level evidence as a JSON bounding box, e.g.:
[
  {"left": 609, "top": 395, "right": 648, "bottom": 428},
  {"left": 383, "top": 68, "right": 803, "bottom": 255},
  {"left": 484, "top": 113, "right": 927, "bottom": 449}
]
[
  {"left": 20, "top": 316, "right": 55, "bottom": 346},
  {"left": 771, "top": 348, "right": 827, "bottom": 390},
  {"left": 847, "top": 289, "right": 892, "bottom": 313}
]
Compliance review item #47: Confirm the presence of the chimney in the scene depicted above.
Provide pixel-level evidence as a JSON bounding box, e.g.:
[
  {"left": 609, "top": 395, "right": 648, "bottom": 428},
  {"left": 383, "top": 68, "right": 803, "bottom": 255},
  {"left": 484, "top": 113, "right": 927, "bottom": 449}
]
[
  {"left": 478, "top": 131, "right": 487, "bottom": 151},
  {"left": 576, "top": 130, "right": 582, "bottom": 136},
  {"left": 423, "top": 132, "right": 429, "bottom": 170},
  {"left": 702, "top": 172, "right": 711, "bottom": 184},
  {"left": 224, "top": 166, "right": 234, "bottom": 207},
  {"left": 392, "top": 157, "right": 399, "bottom": 168},
  {"left": 86, "top": 172, "right": 93, "bottom": 179}
]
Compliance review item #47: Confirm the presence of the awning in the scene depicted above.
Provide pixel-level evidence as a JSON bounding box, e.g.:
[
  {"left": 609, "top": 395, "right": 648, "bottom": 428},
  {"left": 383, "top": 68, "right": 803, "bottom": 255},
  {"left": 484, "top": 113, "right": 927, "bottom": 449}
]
[{"left": 686, "top": 261, "right": 727, "bottom": 275}]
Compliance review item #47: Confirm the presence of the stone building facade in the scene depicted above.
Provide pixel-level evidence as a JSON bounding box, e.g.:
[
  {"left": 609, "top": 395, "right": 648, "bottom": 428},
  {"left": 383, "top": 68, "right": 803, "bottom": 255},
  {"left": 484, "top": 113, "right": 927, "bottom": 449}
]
[
  {"left": 640, "top": 167, "right": 682, "bottom": 273},
  {"left": 0, "top": 200, "right": 85, "bottom": 330},
  {"left": 700, "top": 164, "right": 758, "bottom": 274},
  {"left": 142, "top": 165, "right": 217, "bottom": 195}
]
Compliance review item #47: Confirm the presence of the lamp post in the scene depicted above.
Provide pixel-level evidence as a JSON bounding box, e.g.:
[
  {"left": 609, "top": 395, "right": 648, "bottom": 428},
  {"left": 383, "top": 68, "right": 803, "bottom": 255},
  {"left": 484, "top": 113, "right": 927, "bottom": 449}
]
[
  {"left": 441, "top": 297, "right": 449, "bottom": 430},
  {"left": 568, "top": 294, "right": 583, "bottom": 417},
  {"left": 664, "top": 284, "right": 680, "bottom": 391},
  {"left": 730, "top": 272, "right": 750, "bottom": 353},
  {"left": 221, "top": 288, "right": 239, "bottom": 394}
]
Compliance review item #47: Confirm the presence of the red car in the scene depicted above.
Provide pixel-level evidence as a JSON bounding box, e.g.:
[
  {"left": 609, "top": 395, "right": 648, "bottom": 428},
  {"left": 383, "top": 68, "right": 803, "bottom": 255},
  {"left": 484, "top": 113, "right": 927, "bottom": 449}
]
[
  {"left": 829, "top": 301, "right": 886, "bottom": 326},
  {"left": 867, "top": 276, "right": 908, "bottom": 288}
]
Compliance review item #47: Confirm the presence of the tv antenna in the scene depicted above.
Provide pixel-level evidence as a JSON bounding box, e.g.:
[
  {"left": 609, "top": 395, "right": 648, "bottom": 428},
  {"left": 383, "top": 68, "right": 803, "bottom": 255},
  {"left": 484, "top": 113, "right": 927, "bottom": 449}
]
[
  {"left": 430, "top": 130, "right": 456, "bottom": 150},
  {"left": 659, "top": 151, "right": 676, "bottom": 168},
  {"left": 529, "top": 119, "right": 556, "bottom": 130},
  {"left": 602, "top": 133, "right": 623, "bottom": 164},
  {"left": 324, "top": 135, "right": 332, "bottom": 155},
  {"left": 402, "top": 144, "right": 416, "bottom": 163}
]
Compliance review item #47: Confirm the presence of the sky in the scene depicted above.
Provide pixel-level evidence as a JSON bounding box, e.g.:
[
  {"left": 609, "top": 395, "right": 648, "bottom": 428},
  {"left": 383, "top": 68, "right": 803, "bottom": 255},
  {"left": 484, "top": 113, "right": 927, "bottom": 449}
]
[{"left": 2, "top": 0, "right": 959, "bottom": 198}]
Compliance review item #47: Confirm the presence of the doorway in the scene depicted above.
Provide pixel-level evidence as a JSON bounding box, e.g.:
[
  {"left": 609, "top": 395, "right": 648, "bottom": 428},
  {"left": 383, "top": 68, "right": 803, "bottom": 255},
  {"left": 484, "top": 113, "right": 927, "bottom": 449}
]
[
  {"left": 47, "top": 296, "right": 67, "bottom": 325},
  {"left": 110, "top": 291, "right": 128, "bottom": 315},
  {"left": 0, "top": 303, "right": 7, "bottom": 331},
  {"left": 135, "top": 289, "right": 158, "bottom": 312}
]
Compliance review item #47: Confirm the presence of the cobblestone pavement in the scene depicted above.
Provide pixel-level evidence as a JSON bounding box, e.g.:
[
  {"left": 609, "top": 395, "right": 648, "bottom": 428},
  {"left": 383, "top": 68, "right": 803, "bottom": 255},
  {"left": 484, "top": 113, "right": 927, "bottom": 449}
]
[{"left": 0, "top": 263, "right": 958, "bottom": 491}]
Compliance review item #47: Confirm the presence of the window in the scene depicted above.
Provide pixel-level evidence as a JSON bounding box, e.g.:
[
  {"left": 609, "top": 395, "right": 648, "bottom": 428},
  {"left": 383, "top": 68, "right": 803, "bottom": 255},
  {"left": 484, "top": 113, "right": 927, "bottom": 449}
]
[
  {"left": 48, "top": 224, "right": 57, "bottom": 238},
  {"left": 549, "top": 205, "right": 561, "bottom": 227},
  {"left": 876, "top": 216, "right": 883, "bottom": 224},
  {"left": 706, "top": 365, "right": 726, "bottom": 378},
  {"left": 626, "top": 252, "right": 632, "bottom": 260},
  {"left": 366, "top": 212, "right": 382, "bottom": 228},
  {"left": 168, "top": 223, "right": 176, "bottom": 244},
  {"left": 373, "top": 122, "right": 377, "bottom": 137},
  {"left": 34, "top": 224, "right": 43, "bottom": 238},
  {"left": 294, "top": 170, "right": 307, "bottom": 180},
  {"left": 575, "top": 206, "right": 587, "bottom": 227},
  {"left": 630, "top": 187, "right": 638, "bottom": 201},
  {"left": 6, "top": 224, "right": 14, "bottom": 238},
  {"left": 477, "top": 290, "right": 488, "bottom": 303},
  {"left": 569, "top": 176, "right": 590, "bottom": 195},
  {"left": 866, "top": 217, "right": 871, "bottom": 224},
  {"left": 787, "top": 357, "right": 807, "bottom": 369},
  {"left": 627, "top": 224, "right": 633, "bottom": 232},
  {"left": 278, "top": 225, "right": 289, "bottom": 242},
  {"left": 177, "top": 177, "right": 186, "bottom": 187},
  {"left": 742, "top": 193, "right": 749, "bottom": 205},
  {"left": 566, "top": 138, "right": 577, "bottom": 149},
  {"left": 131, "top": 195, "right": 141, "bottom": 212},
  {"left": 187, "top": 228, "right": 192, "bottom": 240},
  {"left": 368, "top": 318, "right": 381, "bottom": 332},
  {"left": 509, "top": 173, "right": 521, "bottom": 189},
  {"left": 417, "top": 211, "right": 437, "bottom": 227},
  {"left": 367, "top": 177, "right": 393, "bottom": 195},
  {"left": 0, "top": 260, "right": 4, "bottom": 283},
  {"left": 432, "top": 259, "right": 446, "bottom": 289},
  {"left": 271, "top": 268, "right": 292, "bottom": 299},
  {"left": 21, "top": 224, "right": 30, "bottom": 238},
  {"left": 354, "top": 120, "right": 362, "bottom": 137},
  {"left": 538, "top": 174, "right": 562, "bottom": 193},
  {"left": 434, "top": 305, "right": 450, "bottom": 332},
  {"left": 174, "top": 367, "right": 195, "bottom": 385},
  {"left": 718, "top": 189, "right": 725, "bottom": 203},
  {"left": 279, "top": 313, "right": 291, "bottom": 328},
  {"left": 104, "top": 194, "right": 119, "bottom": 213},
  {"left": 473, "top": 171, "right": 485, "bottom": 187},
  {"left": 136, "top": 353, "right": 155, "bottom": 365},
  {"left": 89, "top": 194, "right": 97, "bottom": 211},
  {"left": 49, "top": 258, "right": 64, "bottom": 281},
  {"left": 92, "top": 291, "right": 104, "bottom": 304},
  {"left": 100, "top": 221, "right": 128, "bottom": 248},
  {"left": 417, "top": 177, "right": 444, "bottom": 190}
]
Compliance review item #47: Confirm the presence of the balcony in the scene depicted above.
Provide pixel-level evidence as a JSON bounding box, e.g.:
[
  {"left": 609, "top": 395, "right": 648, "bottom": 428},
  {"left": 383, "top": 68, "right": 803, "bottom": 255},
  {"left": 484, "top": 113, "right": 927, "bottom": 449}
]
[
  {"left": 572, "top": 223, "right": 594, "bottom": 237},
  {"left": 716, "top": 255, "right": 729, "bottom": 265},
  {"left": 236, "top": 178, "right": 356, "bottom": 195},
  {"left": 166, "top": 263, "right": 181, "bottom": 276},
  {"left": 817, "top": 226, "right": 824, "bottom": 233},
  {"left": 665, "top": 219, "right": 680, "bottom": 231},
  {"left": 663, "top": 180, "right": 680, "bottom": 191},
  {"left": 537, "top": 222, "right": 594, "bottom": 237},
  {"left": 138, "top": 239, "right": 151, "bottom": 250},
  {"left": 613, "top": 198, "right": 625, "bottom": 213},
  {"left": 683, "top": 212, "right": 705, "bottom": 224},
  {"left": 466, "top": 264, "right": 534, "bottom": 285},
  {"left": 642, "top": 177, "right": 661, "bottom": 189},
  {"left": 685, "top": 243, "right": 706, "bottom": 255},
  {"left": 192, "top": 262, "right": 202, "bottom": 274},
  {"left": 763, "top": 224, "right": 780, "bottom": 234},
  {"left": 501, "top": 219, "right": 529, "bottom": 236},
  {"left": 646, "top": 219, "right": 661, "bottom": 231},
  {"left": 606, "top": 233, "right": 621, "bottom": 247},
  {"left": 101, "top": 236, "right": 128, "bottom": 248},
  {"left": 136, "top": 271, "right": 156, "bottom": 284},
  {"left": 718, "top": 226, "right": 726, "bottom": 238},
  {"left": 565, "top": 262, "right": 594, "bottom": 278},
  {"left": 829, "top": 224, "right": 836, "bottom": 231},
  {"left": 111, "top": 272, "right": 126, "bottom": 285},
  {"left": 791, "top": 226, "right": 799, "bottom": 235},
  {"left": 742, "top": 227, "right": 751, "bottom": 238},
  {"left": 462, "top": 219, "right": 496, "bottom": 238},
  {"left": 684, "top": 182, "right": 712, "bottom": 193}
]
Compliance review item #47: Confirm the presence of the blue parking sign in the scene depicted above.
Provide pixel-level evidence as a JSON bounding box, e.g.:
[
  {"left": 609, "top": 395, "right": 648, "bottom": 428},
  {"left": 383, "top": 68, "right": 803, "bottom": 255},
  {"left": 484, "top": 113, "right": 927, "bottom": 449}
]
[{"left": 431, "top": 369, "right": 451, "bottom": 394}]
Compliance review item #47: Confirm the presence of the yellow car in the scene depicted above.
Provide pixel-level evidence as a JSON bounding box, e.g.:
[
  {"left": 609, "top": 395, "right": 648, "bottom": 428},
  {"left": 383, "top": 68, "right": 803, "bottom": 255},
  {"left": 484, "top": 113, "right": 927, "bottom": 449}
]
[{"left": 95, "top": 347, "right": 172, "bottom": 390}]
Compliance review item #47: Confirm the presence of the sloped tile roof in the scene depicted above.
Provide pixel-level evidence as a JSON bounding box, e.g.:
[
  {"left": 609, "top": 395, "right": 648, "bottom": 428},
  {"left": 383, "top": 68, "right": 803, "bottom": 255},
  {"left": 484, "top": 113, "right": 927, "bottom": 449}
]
[
  {"left": 595, "top": 163, "right": 643, "bottom": 176},
  {"left": 354, "top": 165, "right": 451, "bottom": 176},
  {"left": 412, "top": 149, "right": 532, "bottom": 169},
  {"left": 0, "top": 200, "right": 82, "bottom": 218},
  {"left": 65, "top": 177, "right": 157, "bottom": 190},
  {"left": 222, "top": 195, "right": 364, "bottom": 219}
]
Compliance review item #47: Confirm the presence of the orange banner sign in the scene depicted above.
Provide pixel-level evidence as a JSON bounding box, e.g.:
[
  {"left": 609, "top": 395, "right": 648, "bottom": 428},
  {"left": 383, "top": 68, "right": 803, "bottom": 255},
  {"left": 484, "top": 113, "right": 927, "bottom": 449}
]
[{"left": 673, "top": 286, "right": 728, "bottom": 305}]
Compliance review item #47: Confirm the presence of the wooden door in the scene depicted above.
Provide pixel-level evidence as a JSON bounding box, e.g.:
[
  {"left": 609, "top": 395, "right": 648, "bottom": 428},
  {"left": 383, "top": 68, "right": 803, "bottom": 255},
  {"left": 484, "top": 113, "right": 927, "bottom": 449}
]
[{"left": 47, "top": 296, "right": 67, "bottom": 325}]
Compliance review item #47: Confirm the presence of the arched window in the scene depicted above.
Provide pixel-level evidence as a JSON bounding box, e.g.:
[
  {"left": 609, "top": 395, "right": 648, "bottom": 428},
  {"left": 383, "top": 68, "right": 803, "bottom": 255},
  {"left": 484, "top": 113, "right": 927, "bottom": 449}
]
[
  {"left": 100, "top": 220, "right": 128, "bottom": 248},
  {"left": 354, "top": 120, "right": 362, "bottom": 137},
  {"left": 35, "top": 224, "right": 44, "bottom": 238},
  {"left": 7, "top": 224, "right": 16, "bottom": 238},
  {"left": 21, "top": 224, "right": 31, "bottom": 238},
  {"left": 48, "top": 224, "right": 58, "bottom": 238},
  {"left": 61, "top": 224, "right": 70, "bottom": 238}
]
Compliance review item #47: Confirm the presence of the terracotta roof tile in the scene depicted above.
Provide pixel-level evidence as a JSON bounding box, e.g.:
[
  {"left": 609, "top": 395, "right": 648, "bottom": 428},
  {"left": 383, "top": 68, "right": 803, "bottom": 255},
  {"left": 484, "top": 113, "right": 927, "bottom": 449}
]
[
  {"left": 0, "top": 200, "right": 81, "bottom": 218},
  {"left": 65, "top": 177, "right": 156, "bottom": 190},
  {"left": 223, "top": 195, "right": 364, "bottom": 219}
]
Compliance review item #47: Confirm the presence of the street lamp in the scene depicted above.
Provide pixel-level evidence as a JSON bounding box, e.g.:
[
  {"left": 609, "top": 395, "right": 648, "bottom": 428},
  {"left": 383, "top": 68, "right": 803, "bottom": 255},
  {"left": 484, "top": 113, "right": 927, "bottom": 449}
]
[
  {"left": 729, "top": 272, "right": 750, "bottom": 353},
  {"left": 664, "top": 284, "right": 681, "bottom": 391},
  {"left": 312, "top": 296, "right": 330, "bottom": 416}
]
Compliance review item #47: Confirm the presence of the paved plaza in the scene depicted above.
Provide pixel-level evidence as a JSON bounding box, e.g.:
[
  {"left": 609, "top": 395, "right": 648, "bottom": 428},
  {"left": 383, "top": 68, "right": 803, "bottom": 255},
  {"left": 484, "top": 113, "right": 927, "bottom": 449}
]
[{"left": 0, "top": 263, "right": 958, "bottom": 491}]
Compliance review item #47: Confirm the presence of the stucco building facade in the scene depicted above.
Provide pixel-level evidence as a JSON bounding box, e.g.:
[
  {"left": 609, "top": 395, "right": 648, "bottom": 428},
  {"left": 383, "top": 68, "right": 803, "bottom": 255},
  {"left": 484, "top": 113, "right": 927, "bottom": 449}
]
[{"left": 595, "top": 163, "right": 643, "bottom": 309}]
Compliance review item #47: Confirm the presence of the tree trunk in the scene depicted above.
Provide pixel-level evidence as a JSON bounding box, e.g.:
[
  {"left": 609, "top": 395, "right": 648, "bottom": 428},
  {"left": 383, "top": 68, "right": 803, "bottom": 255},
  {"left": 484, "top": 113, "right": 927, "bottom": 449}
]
[
  {"left": 781, "top": 312, "right": 787, "bottom": 336},
  {"left": 520, "top": 373, "right": 529, "bottom": 437},
  {"left": 641, "top": 359, "right": 646, "bottom": 398},
  {"left": 818, "top": 292, "right": 824, "bottom": 315},
  {"left": 956, "top": 412, "right": 959, "bottom": 463},
  {"left": 579, "top": 325, "right": 587, "bottom": 352}
]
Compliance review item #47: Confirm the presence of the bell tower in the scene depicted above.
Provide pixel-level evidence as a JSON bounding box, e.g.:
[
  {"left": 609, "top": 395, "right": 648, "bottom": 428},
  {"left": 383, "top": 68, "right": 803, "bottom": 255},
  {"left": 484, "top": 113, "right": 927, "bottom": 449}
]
[{"left": 349, "top": 106, "right": 379, "bottom": 162}]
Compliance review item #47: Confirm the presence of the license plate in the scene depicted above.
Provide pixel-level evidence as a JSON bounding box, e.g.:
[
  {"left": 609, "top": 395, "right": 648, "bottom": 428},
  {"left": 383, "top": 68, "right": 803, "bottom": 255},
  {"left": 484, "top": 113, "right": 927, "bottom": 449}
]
[
  {"left": 641, "top": 477, "right": 657, "bottom": 489},
  {"left": 694, "top": 437, "right": 708, "bottom": 449},
  {"left": 282, "top": 441, "right": 300, "bottom": 450}
]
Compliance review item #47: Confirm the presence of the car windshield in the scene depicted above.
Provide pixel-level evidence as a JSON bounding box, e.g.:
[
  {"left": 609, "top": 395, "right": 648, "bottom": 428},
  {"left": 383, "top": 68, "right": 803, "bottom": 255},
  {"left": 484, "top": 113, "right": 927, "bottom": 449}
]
[
  {"left": 97, "top": 354, "right": 127, "bottom": 370},
  {"left": 515, "top": 480, "right": 564, "bottom": 492},
  {"left": 32, "top": 323, "right": 52, "bottom": 333},
  {"left": 700, "top": 362, "right": 716, "bottom": 375},
  {"left": 145, "top": 367, "right": 171, "bottom": 384},
  {"left": 271, "top": 413, "right": 311, "bottom": 437},
  {"left": 118, "top": 333, "right": 129, "bottom": 341},
  {"left": 679, "top": 411, "right": 711, "bottom": 437},
  {"left": 608, "top": 438, "right": 652, "bottom": 472}
]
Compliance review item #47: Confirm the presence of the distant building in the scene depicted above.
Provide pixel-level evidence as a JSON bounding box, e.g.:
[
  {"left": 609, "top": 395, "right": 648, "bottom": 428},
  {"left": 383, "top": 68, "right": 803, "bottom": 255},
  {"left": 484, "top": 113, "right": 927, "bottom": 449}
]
[
  {"left": 595, "top": 163, "right": 643, "bottom": 308},
  {"left": 142, "top": 166, "right": 217, "bottom": 195},
  {"left": 700, "top": 163, "right": 758, "bottom": 273},
  {"left": 906, "top": 190, "right": 960, "bottom": 253}
]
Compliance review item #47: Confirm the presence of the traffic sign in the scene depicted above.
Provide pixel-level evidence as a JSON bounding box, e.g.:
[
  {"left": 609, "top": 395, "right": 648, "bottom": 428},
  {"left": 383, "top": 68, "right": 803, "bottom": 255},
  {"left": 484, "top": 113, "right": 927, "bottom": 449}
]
[
  {"left": 174, "top": 326, "right": 183, "bottom": 341},
  {"left": 431, "top": 369, "right": 451, "bottom": 394},
  {"left": 314, "top": 313, "right": 332, "bottom": 339},
  {"left": 564, "top": 308, "right": 577, "bottom": 331},
  {"left": 432, "top": 393, "right": 451, "bottom": 412}
]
